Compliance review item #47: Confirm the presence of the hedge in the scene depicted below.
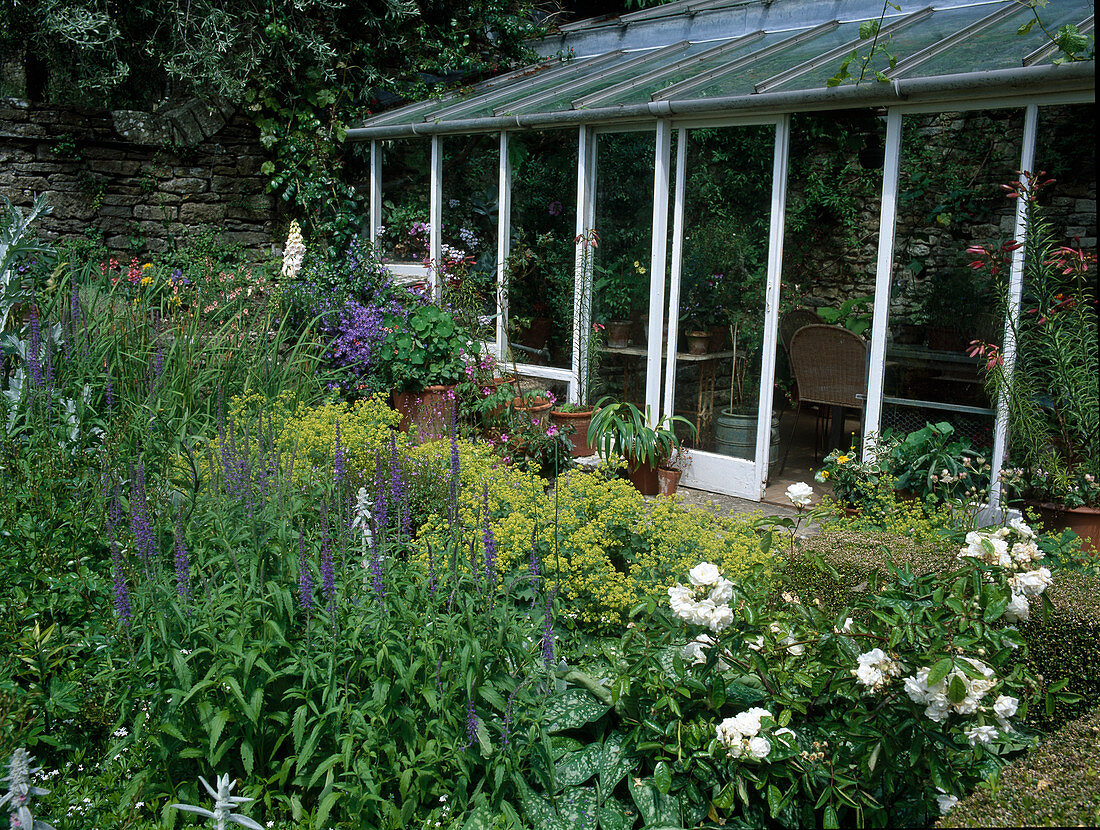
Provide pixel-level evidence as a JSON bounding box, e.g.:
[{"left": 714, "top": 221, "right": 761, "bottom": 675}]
[{"left": 937, "top": 706, "right": 1100, "bottom": 828}]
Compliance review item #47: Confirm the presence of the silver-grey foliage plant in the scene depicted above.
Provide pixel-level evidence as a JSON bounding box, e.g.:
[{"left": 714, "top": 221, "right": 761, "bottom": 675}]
[
  {"left": 1, "top": 749, "right": 56, "bottom": 830},
  {"left": 171, "top": 774, "right": 264, "bottom": 830}
]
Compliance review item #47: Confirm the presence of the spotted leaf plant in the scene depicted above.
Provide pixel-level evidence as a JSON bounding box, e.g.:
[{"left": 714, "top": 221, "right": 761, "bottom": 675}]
[
  {"left": 1, "top": 749, "right": 56, "bottom": 830},
  {"left": 171, "top": 774, "right": 264, "bottom": 830}
]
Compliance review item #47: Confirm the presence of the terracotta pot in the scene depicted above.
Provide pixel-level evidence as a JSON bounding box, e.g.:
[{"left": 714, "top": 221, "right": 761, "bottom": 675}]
[
  {"left": 657, "top": 466, "right": 682, "bottom": 496},
  {"left": 605, "top": 320, "right": 632, "bottom": 348},
  {"left": 483, "top": 376, "right": 518, "bottom": 420},
  {"left": 627, "top": 458, "right": 659, "bottom": 496},
  {"left": 1034, "top": 502, "right": 1100, "bottom": 553},
  {"left": 512, "top": 396, "right": 552, "bottom": 428},
  {"left": 686, "top": 330, "right": 710, "bottom": 355},
  {"left": 549, "top": 408, "right": 595, "bottom": 457},
  {"left": 392, "top": 384, "right": 457, "bottom": 443}
]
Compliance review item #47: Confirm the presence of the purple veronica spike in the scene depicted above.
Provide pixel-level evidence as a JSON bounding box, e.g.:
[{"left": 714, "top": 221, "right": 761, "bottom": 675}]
[
  {"left": 106, "top": 484, "right": 131, "bottom": 624},
  {"left": 481, "top": 483, "right": 496, "bottom": 588},
  {"left": 529, "top": 525, "right": 540, "bottom": 579},
  {"left": 173, "top": 512, "right": 191, "bottom": 605},
  {"left": 374, "top": 463, "right": 388, "bottom": 539},
  {"left": 298, "top": 529, "right": 313, "bottom": 613},
  {"left": 27, "top": 303, "right": 43, "bottom": 387},
  {"left": 129, "top": 460, "right": 156, "bottom": 561},
  {"left": 464, "top": 699, "right": 479, "bottom": 749}
]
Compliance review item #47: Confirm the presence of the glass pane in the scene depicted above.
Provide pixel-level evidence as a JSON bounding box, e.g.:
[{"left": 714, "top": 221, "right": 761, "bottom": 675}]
[
  {"left": 786, "top": 6, "right": 993, "bottom": 92},
  {"left": 378, "top": 138, "right": 430, "bottom": 265},
  {"left": 898, "top": 0, "right": 1090, "bottom": 77},
  {"left": 884, "top": 109, "right": 1025, "bottom": 458},
  {"left": 778, "top": 112, "right": 884, "bottom": 485},
  {"left": 593, "top": 131, "right": 656, "bottom": 409},
  {"left": 442, "top": 134, "right": 499, "bottom": 343},
  {"left": 673, "top": 125, "right": 774, "bottom": 464},
  {"left": 506, "top": 130, "right": 577, "bottom": 371},
  {"left": 1035, "top": 103, "right": 1097, "bottom": 257},
  {"left": 612, "top": 32, "right": 790, "bottom": 106},
  {"left": 686, "top": 25, "right": 855, "bottom": 99}
]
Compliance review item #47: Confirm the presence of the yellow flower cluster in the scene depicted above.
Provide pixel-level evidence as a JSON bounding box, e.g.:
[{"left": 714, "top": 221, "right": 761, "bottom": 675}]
[
  {"left": 413, "top": 450, "right": 774, "bottom": 625},
  {"left": 217, "top": 391, "right": 403, "bottom": 487}
]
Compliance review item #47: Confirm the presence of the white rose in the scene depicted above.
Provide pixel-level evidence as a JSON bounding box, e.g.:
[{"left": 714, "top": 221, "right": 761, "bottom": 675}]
[
  {"left": 924, "top": 694, "right": 950, "bottom": 723},
  {"left": 707, "top": 604, "right": 735, "bottom": 633},
  {"left": 785, "top": 482, "right": 814, "bottom": 507},
  {"left": 709, "top": 577, "right": 734, "bottom": 605},
  {"left": 1009, "top": 517, "right": 1035, "bottom": 539},
  {"left": 1004, "top": 592, "right": 1030, "bottom": 622},
  {"left": 747, "top": 736, "right": 771, "bottom": 760},
  {"left": 1011, "top": 568, "right": 1052, "bottom": 597},
  {"left": 715, "top": 718, "right": 742, "bottom": 747},
  {"left": 936, "top": 792, "right": 959, "bottom": 814},
  {"left": 963, "top": 725, "right": 998, "bottom": 745},
  {"left": 689, "top": 562, "right": 722, "bottom": 587},
  {"left": 682, "top": 640, "right": 708, "bottom": 665},
  {"left": 857, "top": 648, "right": 887, "bottom": 665},
  {"left": 993, "top": 695, "right": 1018, "bottom": 719},
  {"left": 731, "top": 712, "right": 762, "bottom": 738},
  {"left": 688, "top": 599, "right": 717, "bottom": 626},
  {"left": 854, "top": 663, "right": 884, "bottom": 689},
  {"left": 747, "top": 635, "right": 765, "bottom": 652}
]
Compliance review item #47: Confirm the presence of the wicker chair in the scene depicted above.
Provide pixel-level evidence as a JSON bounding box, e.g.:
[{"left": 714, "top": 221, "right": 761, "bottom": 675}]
[
  {"left": 779, "top": 309, "right": 822, "bottom": 356},
  {"left": 779, "top": 324, "right": 867, "bottom": 472}
]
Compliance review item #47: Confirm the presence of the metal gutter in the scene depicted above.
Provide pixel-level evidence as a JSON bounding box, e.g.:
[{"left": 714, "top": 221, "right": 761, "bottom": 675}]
[{"left": 345, "top": 62, "right": 1094, "bottom": 140}]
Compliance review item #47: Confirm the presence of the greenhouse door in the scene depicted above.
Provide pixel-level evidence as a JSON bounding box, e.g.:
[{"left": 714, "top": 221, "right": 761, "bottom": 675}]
[{"left": 660, "top": 118, "right": 789, "bottom": 499}]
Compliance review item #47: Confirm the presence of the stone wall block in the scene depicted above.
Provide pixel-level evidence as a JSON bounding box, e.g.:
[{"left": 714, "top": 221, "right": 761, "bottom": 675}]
[
  {"left": 179, "top": 202, "right": 226, "bottom": 222},
  {"left": 160, "top": 177, "right": 208, "bottom": 194},
  {"left": 134, "top": 204, "right": 178, "bottom": 221}
]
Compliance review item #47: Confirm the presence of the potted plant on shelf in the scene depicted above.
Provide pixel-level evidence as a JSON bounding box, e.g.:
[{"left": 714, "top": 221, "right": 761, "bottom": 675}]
[
  {"left": 381, "top": 299, "right": 473, "bottom": 441},
  {"left": 586, "top": 397, "right": 696, "bottom": 496},
  {"left": 970, "top": 172, "right": 1099, "bottom": 551},
  {"left": 594, "top": 257, "right": 645, "bottom": 348}
]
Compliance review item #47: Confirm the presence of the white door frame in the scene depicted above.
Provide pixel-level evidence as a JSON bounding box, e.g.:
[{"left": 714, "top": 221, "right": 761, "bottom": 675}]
[{"left": 668, "top": 116, "right": 790, "bottom": 499}]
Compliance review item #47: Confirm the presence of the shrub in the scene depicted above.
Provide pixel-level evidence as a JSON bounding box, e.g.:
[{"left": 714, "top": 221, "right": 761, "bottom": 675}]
[
  {"left": 938, "top": 706, "right": 1100, "bottom": 828},
  {"left": 224, "top": 391, "right": 402, "bottom": 488},
  {"left": 1021, "top": 569, "right": 1100, "bottom": 728},
  {"left": 413, "top": 457, "right": 773, "bottom": 625}
]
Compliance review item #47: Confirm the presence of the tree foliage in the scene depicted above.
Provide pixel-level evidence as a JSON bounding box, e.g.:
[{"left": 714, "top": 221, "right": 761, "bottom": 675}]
[{"left": 1, "top": 0, "right": 543, "bottom": 248}]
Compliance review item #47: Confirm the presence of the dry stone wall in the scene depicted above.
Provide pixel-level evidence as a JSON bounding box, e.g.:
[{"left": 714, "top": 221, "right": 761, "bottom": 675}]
[{"left": 0, "top": 97, "right": 277, "bottom": 255}]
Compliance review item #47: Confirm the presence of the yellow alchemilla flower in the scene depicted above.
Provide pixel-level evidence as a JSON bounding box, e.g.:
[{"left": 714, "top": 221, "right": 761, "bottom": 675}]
[
  {"left": 142, "top": 263, "right": 153, "bottom": 270},
  {"left": 141, "top": 276, "right": 153, "bottom": 286},
  {"left": 836, "top": 455, "right": 850, "bottom": 464}
]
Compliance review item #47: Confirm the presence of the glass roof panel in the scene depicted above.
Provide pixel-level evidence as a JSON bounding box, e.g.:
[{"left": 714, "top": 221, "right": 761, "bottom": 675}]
[
  {"left": 508, "top": 40, "right": 706, "bottom": 114},
  {"left": 682, "top": 23, "right": 860, "bottom": 99},
  {"left": 606, "top": 30, "right": 794, "bottom": 106},
  {"left": 430, "top": 51, "right": 637, "bottom": 121},
  {"left": 780, "top": 5, "right": 992, "bottom": 92},
  {"left": 897, "top": 0, "right": 1091, "bottom": 77}
]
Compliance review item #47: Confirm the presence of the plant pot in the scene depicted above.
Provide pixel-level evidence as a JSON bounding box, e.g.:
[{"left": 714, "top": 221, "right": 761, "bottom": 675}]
[
  {"left": 513, "top": 396, "right": 552, "bottom": 428},
  {"left": 605, "top": 320, "right": 632, "bottom": 349},
  {"left": 627, "top": 459, "right": 660, "bottom": 496},
  {"left": 657, "top": 466, "right": 682, "bottom": 496},
  {"left": 1033, "top": 502, "right": 1100, "bottom": 553},
  {"left": 392, "top": 384, "right": 458, "bottom": 443},
  {"left": 550, "top": 408, "right": 596, "bottom": 457},
  {"left": 714, "top": 409, "right": 780, "bottom": 475},
  {"left": 518, "top": 317, "right": 552, "bottom": 349},
  {"left": 686, "top": 330, "right": 710, "bottom": 355},
  {"left": 483, "top": 376, "right": 518, "bottom": 420}
]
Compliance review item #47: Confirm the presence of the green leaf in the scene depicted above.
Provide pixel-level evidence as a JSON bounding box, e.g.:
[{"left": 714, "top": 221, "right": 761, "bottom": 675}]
[
  {"left": 208, "top": 709, "right": 229, "bottom": 758},
  {"left": 557, "top": 787, "right": 598, "bottom": 827},
  {"left": 654, "top": 761, "right": 672, "bottom": 795},
  {"left": 555, "top": 743, "right": 602, "bottom": 789},
  {"left": 824, "top": 805, "right": 840, "bottom": 829},
  {"left": 947, "top": 673, "right": 967, "bottom": 705},
  {"left": 598, "top": 797, "right": 634, "bottom": 830},
  {"left": 461, "top": 802, "right": 496, "bottom": 830},
  {"left": 543, "top": 689, "right": 610, "bottom": 733},
  {"left": 926, "top": 658, "right": 954, "bottom": 687},
  {"left": 599, "top": 733, "right": 636, "bottom": 792},
  {"left": 1017, "top": 18, "right": 1036, "bottom": 35}
]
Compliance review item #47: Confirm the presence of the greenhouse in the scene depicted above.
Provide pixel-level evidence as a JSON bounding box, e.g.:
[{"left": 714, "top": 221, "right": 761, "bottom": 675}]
[{"left": 347, "top": 0, "right": 1095, "bottom": 503}]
